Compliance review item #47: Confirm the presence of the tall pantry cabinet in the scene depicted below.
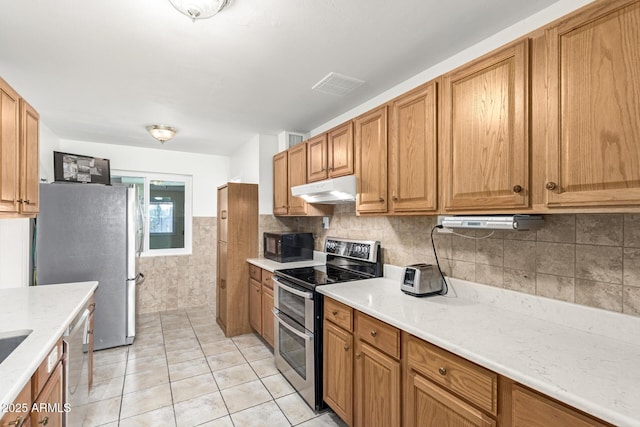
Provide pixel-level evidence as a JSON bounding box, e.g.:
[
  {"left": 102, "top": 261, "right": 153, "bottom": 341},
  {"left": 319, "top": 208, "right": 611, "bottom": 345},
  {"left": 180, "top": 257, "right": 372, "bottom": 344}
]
[{"left": 216, "top": 183, "right": 258, "bottom": 337}]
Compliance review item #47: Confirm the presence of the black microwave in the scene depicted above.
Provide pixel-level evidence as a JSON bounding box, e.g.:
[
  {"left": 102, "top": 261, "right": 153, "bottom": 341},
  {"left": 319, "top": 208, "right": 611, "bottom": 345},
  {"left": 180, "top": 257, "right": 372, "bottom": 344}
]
[{"left": 264, "top": 232, "right": 314, "bottom": 263}]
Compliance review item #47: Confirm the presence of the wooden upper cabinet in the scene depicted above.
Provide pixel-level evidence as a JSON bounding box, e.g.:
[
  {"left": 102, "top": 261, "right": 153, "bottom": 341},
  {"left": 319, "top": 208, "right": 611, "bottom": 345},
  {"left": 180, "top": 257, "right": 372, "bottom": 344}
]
[
  {"left": 287, "top": 143, "right": 308, "bottom": 215},
  {"left": 328, "top": 121, "right": 354, "bottom": 178},
  {"left": 389, "top": 80, "right": 439, "bottom": 213},
  {"left": 441, "top": 39, "right": 530, "bottom": 212},
  {"left": 19, "top": 99, "right": 39, "bottom": 214},
  {"left": 0, "top": 77, "right": 20, "bottom": 214},
  {"left": 273, "top": 151, "right": 289, "bottom": 215},
  {"left": 307, "top": 122, "right": 354, "bottom": 183},
  {"left": 307, "top": 133, "right": 328, "bottom": 182},
  {"left": 355, "top": 105, "right": 388, "bottom": 214},
  {"left": 544, "top": 0, "right": 640, "bottom": 208}
]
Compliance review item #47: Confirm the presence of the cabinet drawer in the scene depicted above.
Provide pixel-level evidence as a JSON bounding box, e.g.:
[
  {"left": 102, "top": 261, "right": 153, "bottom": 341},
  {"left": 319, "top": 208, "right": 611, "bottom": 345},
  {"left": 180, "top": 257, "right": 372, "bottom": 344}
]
[
  {"left": 324, "top": 298, "right": 353, "bottom": 332},
  {"left": 249, "top": 263, "right": 262, "bottom": 282},
  {"left": 407, "top": 335, "right": 497, "bottom": 416},
  {"left": 262, "top": 270, "right": 273, "bottom": 290},
  {"left": 0, "top": 379, "right": 31, "bottom": 427},
  {"left": 356, "top": 311, "right": 400, "bottom": 359},
  {"left": 32, "top": 338, "right": 63, "bottom": 400}
]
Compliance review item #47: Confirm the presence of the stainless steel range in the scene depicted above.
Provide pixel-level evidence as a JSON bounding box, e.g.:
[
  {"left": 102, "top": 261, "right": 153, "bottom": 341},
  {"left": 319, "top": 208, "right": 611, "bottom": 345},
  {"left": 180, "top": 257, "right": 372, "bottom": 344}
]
[{"left": 272, "top": 237, "right": 382, "bottom": 410}]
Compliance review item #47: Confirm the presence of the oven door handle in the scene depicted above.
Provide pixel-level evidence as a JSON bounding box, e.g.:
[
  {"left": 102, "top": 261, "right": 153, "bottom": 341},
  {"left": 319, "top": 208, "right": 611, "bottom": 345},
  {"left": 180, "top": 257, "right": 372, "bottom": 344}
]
[
  {"left": 273, "top": 277, "right": 314, "bottom": 299},
  {"left": 273, "top": 309, "right": 314, "bottom": 341}
]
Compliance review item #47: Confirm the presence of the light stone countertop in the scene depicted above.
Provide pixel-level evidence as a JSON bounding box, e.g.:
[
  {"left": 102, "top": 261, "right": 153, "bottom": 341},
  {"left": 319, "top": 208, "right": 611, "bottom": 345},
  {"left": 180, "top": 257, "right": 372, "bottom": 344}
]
[
  {"left": 317, "top": 268, "right": 640, "bottom": 427},
  {"left": 0, "top": 281, "right": 98, "bottom": 408},
  {"left": 247, "top": 252, "right": 326, "bottom": 272}
]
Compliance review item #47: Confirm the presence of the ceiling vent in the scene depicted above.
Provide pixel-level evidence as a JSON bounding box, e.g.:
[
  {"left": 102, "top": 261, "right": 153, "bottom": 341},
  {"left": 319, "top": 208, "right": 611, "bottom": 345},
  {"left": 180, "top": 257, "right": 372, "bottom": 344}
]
[{"left": 312, "top": 72, "right": 364, "bottom": 96}]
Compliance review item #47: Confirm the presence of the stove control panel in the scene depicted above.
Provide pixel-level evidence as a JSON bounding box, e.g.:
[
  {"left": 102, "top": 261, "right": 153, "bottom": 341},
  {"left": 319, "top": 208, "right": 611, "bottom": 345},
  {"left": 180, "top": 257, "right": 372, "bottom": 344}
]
[{"left": 325, "top": 238, "right": 380, "bottom": 262}]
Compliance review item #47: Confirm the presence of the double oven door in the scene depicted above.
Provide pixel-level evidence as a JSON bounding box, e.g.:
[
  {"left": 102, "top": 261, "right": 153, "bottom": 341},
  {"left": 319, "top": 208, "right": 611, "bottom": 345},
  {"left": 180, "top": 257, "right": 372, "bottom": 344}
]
[{"left": 273, "top": 276, "right": 322, "bottom": 410}]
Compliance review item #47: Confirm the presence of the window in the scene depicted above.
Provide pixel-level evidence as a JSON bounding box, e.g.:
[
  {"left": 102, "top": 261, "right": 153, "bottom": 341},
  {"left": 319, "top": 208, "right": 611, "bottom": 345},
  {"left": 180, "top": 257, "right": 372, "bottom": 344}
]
[
  {"left": 111, "top": 171, "right": 192, "bottom": 256},
  {"left": 150, "top": 201, "right": 174, "bottom": 233}
]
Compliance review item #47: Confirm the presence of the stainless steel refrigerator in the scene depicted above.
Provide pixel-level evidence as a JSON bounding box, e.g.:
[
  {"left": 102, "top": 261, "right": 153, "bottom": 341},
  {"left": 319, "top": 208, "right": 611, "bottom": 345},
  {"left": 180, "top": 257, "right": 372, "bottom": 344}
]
[{"left": 35, "top": 183, "right": 138, "bottom": 350}]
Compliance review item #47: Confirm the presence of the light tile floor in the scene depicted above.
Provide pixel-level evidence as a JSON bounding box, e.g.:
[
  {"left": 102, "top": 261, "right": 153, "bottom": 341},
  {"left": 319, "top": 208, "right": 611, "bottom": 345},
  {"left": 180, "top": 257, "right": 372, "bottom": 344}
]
[{"left": 85, "top": 306, "right": 347, "bottom": 427}]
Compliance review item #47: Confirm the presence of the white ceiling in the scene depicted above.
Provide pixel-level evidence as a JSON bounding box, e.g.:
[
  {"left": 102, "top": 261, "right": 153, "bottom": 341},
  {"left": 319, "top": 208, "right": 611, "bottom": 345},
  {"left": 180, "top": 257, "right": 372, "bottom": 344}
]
[{"left": 0, "top": 0, "right": 559, "bottom": 156}]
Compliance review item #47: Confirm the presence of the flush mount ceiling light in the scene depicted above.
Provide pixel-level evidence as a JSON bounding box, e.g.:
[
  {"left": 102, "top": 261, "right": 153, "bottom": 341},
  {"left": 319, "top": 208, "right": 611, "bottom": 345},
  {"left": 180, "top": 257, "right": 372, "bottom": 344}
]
[
  {"left": 168, "top": 0, "right": 231, "bottom": 22},
  {"left": 146, "top": 125, "right": 176, "bottom": 144}
]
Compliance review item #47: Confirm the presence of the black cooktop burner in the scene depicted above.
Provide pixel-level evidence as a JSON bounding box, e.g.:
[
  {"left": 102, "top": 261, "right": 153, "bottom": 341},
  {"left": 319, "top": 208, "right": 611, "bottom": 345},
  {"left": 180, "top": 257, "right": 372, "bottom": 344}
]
[{"left": 276, "top": 264, "right": 370, "bottom": 288}]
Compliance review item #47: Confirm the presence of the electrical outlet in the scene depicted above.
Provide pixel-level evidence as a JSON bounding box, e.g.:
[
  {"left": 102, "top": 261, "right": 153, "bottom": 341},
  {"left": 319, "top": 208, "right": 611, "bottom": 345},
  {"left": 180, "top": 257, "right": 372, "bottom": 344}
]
[{"left": 322, "top": 216, "right": 330, "bottom": 229}]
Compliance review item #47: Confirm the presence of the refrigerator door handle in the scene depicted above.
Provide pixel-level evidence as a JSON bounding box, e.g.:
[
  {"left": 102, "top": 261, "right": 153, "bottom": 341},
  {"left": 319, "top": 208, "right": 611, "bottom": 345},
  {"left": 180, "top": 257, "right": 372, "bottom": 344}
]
[{"left": 126, "top": 278, "right": 136, "bottom": 339}]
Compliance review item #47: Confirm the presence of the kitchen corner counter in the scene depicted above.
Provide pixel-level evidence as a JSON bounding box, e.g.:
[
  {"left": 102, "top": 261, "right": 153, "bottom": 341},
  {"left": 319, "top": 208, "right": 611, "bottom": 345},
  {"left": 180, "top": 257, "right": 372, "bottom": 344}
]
[
  {"left": 317, "top": 275, "right": 640, "bottom": 427},
  {"left": 0, "top": 281, "right": 98, "bottom": 408},
  {"left": 247, "top": 256, "right": 324, "bottom": 272}
]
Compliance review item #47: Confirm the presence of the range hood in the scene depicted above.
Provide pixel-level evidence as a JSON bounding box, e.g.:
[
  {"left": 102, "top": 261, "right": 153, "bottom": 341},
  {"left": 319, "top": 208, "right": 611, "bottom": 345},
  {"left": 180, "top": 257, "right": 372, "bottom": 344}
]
[
  {"left": 291, "top": 175, "right": 356, "bottom": 204},
  {"left": 438, "top": 215, "right": 544, "bottom": 231}
]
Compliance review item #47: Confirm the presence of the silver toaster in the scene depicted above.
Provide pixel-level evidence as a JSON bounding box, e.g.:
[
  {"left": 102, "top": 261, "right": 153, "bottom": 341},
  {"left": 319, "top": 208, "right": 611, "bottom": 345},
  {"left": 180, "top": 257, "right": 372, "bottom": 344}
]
[{"left": 401, "top": 264, "right": 444, "bottom": 297}]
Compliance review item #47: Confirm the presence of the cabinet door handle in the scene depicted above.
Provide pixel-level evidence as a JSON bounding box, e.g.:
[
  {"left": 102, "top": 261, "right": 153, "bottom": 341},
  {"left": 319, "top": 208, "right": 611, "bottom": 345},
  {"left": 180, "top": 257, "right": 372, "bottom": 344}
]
[
  {"left": 355, "top": 353, "right": 361, "bottom": 359},
  {"left": 512, "top": 185, "right": 523, "bottom": 193},
  {"left": 344, "top": 345, "right": 350, "bottom": 351},
  {"left": 438, "top": 367, "right": 447, "bottom": 376},
  {"left": 378, "top": 197, "right": 384, "bottom": 202},
  {"left": 332, "top": 310, "right": 338, "bottom": 316},
  {"left": 256, "top": 288, "right": 260, "bottom": 293},
  {"left": 370, "top": 330, "right": 377, "bottom": 337},
  {"left": 221, "top": 210, "right": 227, "bottom": 219},
  {"left": 39, "top": 416, "right": 49, "bottom": 426},
  {"left": 7, "top": 416, "right": 22, "bottom": 426},
  {"left": 16, "top": 199, "right": 24, "bottom": 204},
  {"left": 545, "top": 181, "right": 557, "bottom": 191},
  {"left": 392, "top": 195, "right": 398, "bottom": 201}
]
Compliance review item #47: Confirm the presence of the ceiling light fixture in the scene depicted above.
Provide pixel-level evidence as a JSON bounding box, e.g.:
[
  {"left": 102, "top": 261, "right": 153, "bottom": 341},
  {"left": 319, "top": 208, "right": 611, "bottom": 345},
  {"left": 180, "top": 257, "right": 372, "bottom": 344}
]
[
  {"left": 146, "top": 125, "right": 176, "bottom": 144},
  {"left": 168, "top": 0, "right": 231, "bottom": 22}
]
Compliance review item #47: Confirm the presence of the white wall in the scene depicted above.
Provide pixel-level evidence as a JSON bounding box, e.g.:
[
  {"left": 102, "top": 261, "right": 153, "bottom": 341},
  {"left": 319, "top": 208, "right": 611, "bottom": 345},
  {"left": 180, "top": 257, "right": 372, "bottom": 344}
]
[
  {"left": 58, "top": 140, "right": 229, "bottom": 217},
  {"left": 39, "top": 122, "right": 61, "bottom": 182},
  {"left": 0, "top": 219, "right": 30, "bottom": 288},
  {"left": 258, "top": 134, "right": 278, "bottom": 214},
  {"left": 309, "top": 0, "right": 595, "bottom": 137},
  {"left": 229, "top": 134, "right": 279, "bottom": 214},
  {"left": 229, "top": 135, "right": 260, "bottom": 183}
]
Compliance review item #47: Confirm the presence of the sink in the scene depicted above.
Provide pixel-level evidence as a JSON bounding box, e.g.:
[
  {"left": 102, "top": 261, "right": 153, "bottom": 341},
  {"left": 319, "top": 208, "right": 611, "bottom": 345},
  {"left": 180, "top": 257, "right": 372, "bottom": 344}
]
[{"left": 0, "top": 330, "right": 32, "bottom": 364}]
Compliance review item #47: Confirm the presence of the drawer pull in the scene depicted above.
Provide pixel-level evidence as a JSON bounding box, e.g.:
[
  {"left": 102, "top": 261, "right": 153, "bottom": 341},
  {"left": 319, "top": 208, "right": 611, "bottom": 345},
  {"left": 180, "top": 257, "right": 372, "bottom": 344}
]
[
  {"left": 344, "top": 345, "right": 350, "bottom": 351},
  {"left": 355, "top": 353, "right": 361, "bottom": 359},
  {"left": 545, "top": 181, "right": 557, "bottom": 191},
  {"left": 39, "top": 417, "right": 49, "bottom": 426},
  {"left": 332, "top": 310, "right": 338, "bottom": 316},
  {"left": 512, "top": 185, "right": 523, "bottom": 193},
  {"left": 439, "top": 367, "right": 447, "bottom": 376},
  {"left": 8, "top": 416, "right": 22, "bottom": 426},
  {"left": 256, "top": 288, "right": 260, "bottom": 293},
  {"left": 370, "top": 330, "right": 377, "bottom": 337}
]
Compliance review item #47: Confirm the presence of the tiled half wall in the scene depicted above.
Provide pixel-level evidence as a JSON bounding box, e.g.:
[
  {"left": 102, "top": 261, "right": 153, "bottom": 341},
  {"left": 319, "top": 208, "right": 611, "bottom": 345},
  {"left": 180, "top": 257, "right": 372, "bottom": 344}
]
[
  {"left": 136, "top": 217, "right": 216, "bottom": 314},
  {"left": 259, "top": 207, "right": 640, "bottom": 317}
]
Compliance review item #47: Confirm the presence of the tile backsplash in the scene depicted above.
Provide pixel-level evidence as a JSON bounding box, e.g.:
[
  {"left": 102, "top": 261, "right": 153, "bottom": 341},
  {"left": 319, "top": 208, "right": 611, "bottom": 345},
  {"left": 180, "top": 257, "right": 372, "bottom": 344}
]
[
  {"left": 136, "top": 217, "right": 216, "bottom": 314},
  {"left": 259, "top": 207, "right": 640, "bottom": 318}
]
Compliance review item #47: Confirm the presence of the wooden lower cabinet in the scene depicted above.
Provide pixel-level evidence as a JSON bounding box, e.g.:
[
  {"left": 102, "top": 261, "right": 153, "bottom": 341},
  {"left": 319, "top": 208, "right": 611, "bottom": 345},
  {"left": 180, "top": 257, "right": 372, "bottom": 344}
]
[
  {"left": 354, "top": 340, "right": 401, "bottom": 427},
  {"left": 247, "top": 264, "right": 275, "bottom": 348},
  {"left": 323, "top": 321, "right": 353, "bottom": 425},
  {"left": 406, "top": 371, "right": 495, "bottom": 427},
  {"left": 249, "top": 278, "right": 262, "bottom": 334},
  {"left": 261, "top": 285, "right": 274, "bottom": 347},
  {"left": 322, "top": 300, "right": 613, "bottom": 427},
  {"left": 511, "top": 384, "right": 611, "bottom": 427},
  {"left": 0, "top": 380, "right": 31, "bottom": 427},
  {"left": 31, "top": 362, "right": 63, "bottom": 427}
]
